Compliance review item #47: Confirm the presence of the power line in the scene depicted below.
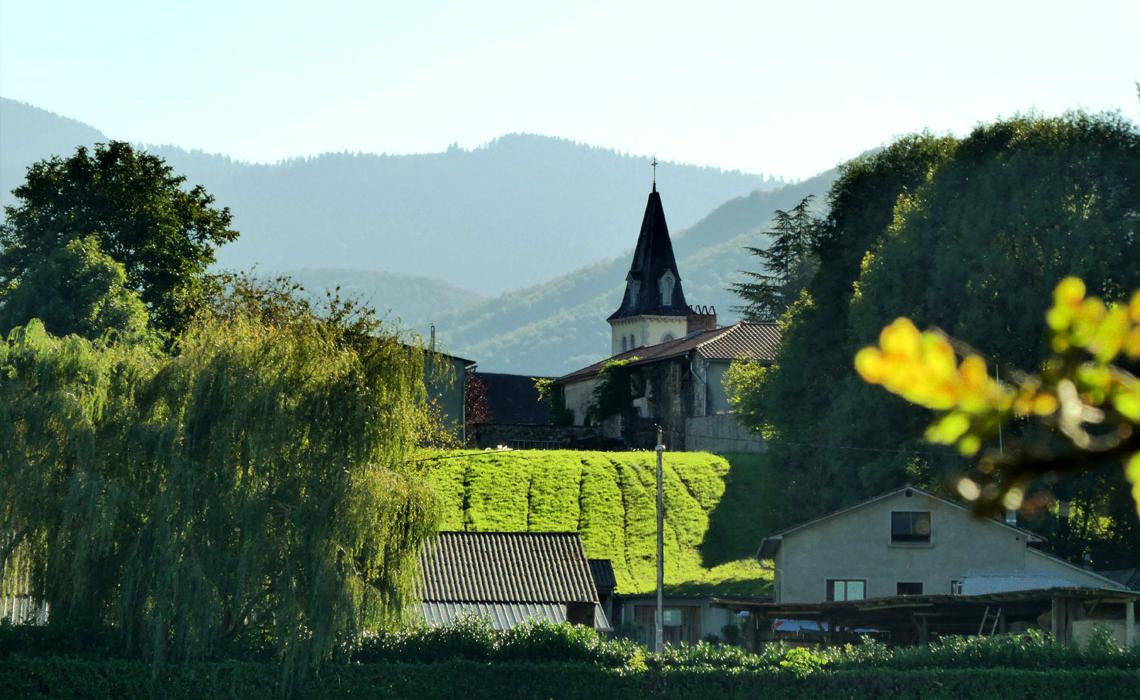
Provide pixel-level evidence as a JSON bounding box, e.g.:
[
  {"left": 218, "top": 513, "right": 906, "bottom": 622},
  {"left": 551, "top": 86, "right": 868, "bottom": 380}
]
[{"left": 669, "top": 432, "right": 959, "bottom": 457}]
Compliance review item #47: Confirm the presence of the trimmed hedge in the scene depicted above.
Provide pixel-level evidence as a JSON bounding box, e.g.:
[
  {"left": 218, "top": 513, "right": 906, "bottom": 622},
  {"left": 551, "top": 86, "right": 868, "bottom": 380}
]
[
  {"left": 1, "top": 657, "right": 1138, "bottom": 699},
  {"left": 423, "top": 450, "right": 776, "bottom": 595}
]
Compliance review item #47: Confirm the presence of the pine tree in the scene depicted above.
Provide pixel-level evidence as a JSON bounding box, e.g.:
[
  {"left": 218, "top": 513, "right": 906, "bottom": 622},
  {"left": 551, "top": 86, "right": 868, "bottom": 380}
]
[{"left": 731, "top": 195, "right": 820, "bottom": 321}]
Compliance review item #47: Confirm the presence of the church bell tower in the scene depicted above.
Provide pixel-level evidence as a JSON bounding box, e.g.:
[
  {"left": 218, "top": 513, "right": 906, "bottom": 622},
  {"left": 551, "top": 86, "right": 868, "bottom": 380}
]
[{"left": 607, "top": 179, "right": 690, "bottom": 356}]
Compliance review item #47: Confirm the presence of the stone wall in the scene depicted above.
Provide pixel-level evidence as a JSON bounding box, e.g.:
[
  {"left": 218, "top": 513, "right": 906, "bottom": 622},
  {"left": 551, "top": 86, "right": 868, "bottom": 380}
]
[{"left": 683, "top": 414, "right": 765, "bottom": 453}]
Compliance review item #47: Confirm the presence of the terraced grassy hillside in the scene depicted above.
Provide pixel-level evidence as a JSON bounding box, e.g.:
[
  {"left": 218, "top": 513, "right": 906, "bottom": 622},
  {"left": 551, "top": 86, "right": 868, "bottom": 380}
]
[{"left": 422, "top": 451, "right": 778, "bottom": 595}]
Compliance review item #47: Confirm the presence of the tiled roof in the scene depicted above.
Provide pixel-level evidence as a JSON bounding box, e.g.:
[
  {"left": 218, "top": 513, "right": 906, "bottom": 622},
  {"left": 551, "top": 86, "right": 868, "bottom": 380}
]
[
  {"left": 588, "top": 559, "right": 617, "bottom": 592},
  {"left": 556, "top": 322, "right": 780, "bottom": 384},
  {"left": 696, "top": 322, "right": 780, "bottom": 362},
  {"left": 475, "top": 372, "right": 551, "bottom": 425},
  {"left": 419, "top": 532, "right": 599, "bottom": 604}
]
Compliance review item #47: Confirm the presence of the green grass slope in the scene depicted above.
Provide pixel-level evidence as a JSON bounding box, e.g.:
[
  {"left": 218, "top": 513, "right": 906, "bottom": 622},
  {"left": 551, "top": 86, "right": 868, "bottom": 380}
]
[{"left": 422, "top": 450, "right": 779, "bottom": 596}]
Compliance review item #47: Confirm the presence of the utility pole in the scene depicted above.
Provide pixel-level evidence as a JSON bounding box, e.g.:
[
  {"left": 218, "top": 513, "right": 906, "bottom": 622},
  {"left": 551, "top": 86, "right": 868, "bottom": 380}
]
[{"left": 655, "top": 425, "right": 666, "bottom": 653}]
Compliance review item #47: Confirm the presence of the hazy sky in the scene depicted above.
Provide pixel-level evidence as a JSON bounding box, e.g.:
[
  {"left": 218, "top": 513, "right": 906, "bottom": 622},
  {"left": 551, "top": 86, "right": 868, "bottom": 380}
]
[{"left": 1, "top": 0, "right": 1136, "bottom": 179}]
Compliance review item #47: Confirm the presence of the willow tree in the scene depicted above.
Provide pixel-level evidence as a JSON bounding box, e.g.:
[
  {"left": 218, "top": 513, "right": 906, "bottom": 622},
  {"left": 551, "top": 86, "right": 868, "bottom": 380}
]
[{"left": 0, "top": 282, "right": 439, "bottom": 676}]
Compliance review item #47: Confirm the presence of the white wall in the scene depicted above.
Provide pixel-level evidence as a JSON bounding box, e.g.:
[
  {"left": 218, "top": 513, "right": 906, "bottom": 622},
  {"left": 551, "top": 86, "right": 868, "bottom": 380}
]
[
  {"left": 609, "top": 316, "right": 687, "bottom": 355},
  {"left": 563, "top": 377, "right": 598, "bottom": 426}
]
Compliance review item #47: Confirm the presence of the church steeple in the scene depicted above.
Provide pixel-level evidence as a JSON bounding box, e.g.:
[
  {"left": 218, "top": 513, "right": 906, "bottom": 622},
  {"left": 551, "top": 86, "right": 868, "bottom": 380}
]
[
  {"left": 606, "top": 183, "right": 692, "bottom": 355},
  {"left": 608, "top": 187, "right": 688, "bottom": 322}
]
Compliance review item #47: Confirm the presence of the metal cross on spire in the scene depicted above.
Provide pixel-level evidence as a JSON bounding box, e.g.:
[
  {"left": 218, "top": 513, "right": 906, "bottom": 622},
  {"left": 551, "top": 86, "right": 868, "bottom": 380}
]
[{"left": 651, "top": 156, "right": 658, "bottom": 192}]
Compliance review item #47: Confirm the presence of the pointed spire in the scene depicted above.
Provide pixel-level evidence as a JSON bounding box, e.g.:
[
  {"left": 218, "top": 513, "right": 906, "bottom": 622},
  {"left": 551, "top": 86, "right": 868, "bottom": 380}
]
[
  {"left": 607, "top": 185, "right": 688, "bottom": 321},
  {"left": 651, "top": 156, "right": 658, "bottom": 193}
]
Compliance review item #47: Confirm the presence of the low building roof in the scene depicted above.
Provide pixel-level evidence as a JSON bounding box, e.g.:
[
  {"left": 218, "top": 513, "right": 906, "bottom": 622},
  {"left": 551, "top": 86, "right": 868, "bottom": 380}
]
[
  {"left": 419, "top": 531, "right": 599, "bottom": 605},
  {"left": 475, "top": 372, "right": 551, "bottom": 426},
  {"left": 556, "top": 322, "right": 779, "bottom": 384},
  {"left": 588, "top": 559, "right": 617, "bottom": 593},
  {"left": 756, "top": 484, "right": 1045, "bottom": 559},
  {"left": 694, "top": 322, "right": 781, "bottom": 361}
]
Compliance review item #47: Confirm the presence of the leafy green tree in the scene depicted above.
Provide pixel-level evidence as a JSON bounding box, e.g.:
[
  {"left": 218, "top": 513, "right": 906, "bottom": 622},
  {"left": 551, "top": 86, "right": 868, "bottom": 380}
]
[
  {"left": 0, "top": 235, "right": 148, "bottom": 341},
  {"left": 0, "top": 141, "right": 238, "bottom": 336},
  {"left": 731, "top": 195, "right": 821, "bottom": 321},
  {"left": 727, "top": 114, "right": 1139, "bottom": 567},
  {"left": 726, "top": 133, "right": 958, "bottom": 513},
  {"left": 0, "top": 278, "right": 439, "bottom": 681}
]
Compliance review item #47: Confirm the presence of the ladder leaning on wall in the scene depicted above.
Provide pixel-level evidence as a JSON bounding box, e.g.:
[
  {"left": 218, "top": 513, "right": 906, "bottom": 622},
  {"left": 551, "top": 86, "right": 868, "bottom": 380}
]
[{"left": 977, "top": 606, "right": 1003, "bottom": 636}]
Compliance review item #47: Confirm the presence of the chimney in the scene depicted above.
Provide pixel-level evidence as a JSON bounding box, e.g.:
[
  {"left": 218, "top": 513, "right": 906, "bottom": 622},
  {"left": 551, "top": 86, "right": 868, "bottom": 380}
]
[{"left": 686, "top": 305, "right": 717, "bottom": 334}]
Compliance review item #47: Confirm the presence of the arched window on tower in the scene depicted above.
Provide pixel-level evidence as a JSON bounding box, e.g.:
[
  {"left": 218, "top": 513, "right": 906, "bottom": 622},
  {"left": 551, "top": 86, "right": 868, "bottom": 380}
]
[
  {"left": 622, "top": 335, "right": 628, "bottom": 352},
  {"left": 659, "top": 271, "right": 676, "bottom": 306},
  {"left": 630, "top": 334, "right": 637, "bottom": 349}
]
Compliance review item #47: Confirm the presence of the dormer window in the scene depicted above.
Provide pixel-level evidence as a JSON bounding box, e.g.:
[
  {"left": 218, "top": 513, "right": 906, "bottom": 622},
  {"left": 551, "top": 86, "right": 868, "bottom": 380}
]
[
  {"left": 659, "top": 271, "right": 676, "bottom": 306},
  {"left": 891, "top": 511, "right": 932, "bottom": 544},
  {"left": 628, "top": 280, "right": 641, "bottom": 304}
]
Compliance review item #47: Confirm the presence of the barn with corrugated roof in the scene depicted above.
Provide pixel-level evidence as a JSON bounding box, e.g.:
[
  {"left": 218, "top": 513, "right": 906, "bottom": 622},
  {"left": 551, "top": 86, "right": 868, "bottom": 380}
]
[{"left": 417, "top": 531, "right": 611, "bottom": 631}]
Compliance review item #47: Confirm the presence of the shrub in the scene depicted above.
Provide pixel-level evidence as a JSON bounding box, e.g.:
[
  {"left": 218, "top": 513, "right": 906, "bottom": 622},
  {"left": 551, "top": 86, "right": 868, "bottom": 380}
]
[{"left": 356, "top": 617, "right": 642, "bottom": 668}]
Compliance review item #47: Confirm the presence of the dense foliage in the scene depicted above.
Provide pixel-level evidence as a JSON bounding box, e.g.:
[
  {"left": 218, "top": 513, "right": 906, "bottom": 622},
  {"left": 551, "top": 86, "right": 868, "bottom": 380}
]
[
  {"left": 423, "top": 450, "right": 779, "bottom": 594},
  {"left": 0, "top": 235, "right": 149, "bottom": 341},
  {"left": 0, "top": 288, "right": 439, "bottom": 675},
  {"left": 2, "top": 621, "right": 1137, "bottom": 699},
  {"left": 0, "top": 141, "right": 238, "bottom": 336},
  {"left": 857, "top": 278, "right": 1140, "bottom": 516},
  {"left": 356, "top": 617, "right": 642, "bottom": 667},
  {"left": 727, "top": 113, "right": 1140, "bottom": 566}
]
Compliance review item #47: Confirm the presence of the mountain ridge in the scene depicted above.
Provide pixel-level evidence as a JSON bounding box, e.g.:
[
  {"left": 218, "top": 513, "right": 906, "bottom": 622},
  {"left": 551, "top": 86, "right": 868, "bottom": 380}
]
[
  {"left": 1, "top": 97, "right": 841, "bottom": 373},
  {"left": 1, "top": 97, "right": 782, "bottom": 295}
]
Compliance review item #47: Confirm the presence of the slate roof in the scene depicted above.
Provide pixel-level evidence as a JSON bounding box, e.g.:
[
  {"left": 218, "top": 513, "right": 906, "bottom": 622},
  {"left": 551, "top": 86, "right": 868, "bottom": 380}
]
[
  {"left": 419, "top": 532, "right": 599, "bottom": 604},
  {"left": 556, "top": 322, "right": 780, "bottom": 384},
  {"left": 475, "top": 372, "right": 551, "bottom": 425},
  {"left": 608, "top": 188, "right": 689, "bottom": 320}
]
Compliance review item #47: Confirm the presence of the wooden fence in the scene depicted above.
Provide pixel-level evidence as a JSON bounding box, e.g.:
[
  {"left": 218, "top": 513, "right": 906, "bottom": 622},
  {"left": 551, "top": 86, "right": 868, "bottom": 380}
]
[{"left": 1, "top": 542, "right": 48, "bottom": 624}]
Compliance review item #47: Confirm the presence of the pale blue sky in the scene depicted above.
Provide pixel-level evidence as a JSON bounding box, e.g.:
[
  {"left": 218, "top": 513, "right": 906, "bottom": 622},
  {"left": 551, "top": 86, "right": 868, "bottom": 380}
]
[{"left": 1, "top": 0, "right": 1136, "bottom": 179}]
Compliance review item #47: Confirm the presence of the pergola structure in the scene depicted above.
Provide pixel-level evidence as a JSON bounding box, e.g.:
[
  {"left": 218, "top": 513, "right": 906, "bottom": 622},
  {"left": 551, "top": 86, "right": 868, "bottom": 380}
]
[{"left": 714, "top": 587, "right": 1138, "bottom": 647}]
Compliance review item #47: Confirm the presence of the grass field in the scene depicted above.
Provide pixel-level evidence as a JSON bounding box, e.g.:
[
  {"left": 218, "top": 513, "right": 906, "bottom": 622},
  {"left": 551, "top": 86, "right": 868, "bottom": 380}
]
[{"left": 421, "top": 450, "right": 779, "bottom": 595}]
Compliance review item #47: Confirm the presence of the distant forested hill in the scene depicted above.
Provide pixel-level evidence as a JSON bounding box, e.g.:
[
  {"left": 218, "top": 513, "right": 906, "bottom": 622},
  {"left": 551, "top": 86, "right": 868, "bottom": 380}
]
[
  {"left": 0, "top": 100, "right": 107, "bottom": 199},
  {"left": 438, "top": 170, "right": 837, "bottom": 374},
  {"left": 1, "top": 98, "right": 779, "bottom": 295},
  {"left": 279, "top": 267, "right": 486, "bottom": 329}
]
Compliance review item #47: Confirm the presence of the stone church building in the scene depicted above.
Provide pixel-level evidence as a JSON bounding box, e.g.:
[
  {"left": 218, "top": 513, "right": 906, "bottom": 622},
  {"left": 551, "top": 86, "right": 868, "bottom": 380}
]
[{"left": 554, "top": 184, "right": 778, "bottom": 452}]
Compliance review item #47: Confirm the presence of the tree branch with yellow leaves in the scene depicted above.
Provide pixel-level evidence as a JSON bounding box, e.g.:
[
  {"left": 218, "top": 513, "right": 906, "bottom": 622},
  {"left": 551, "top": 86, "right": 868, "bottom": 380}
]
[{"left": 855, "top": 277, "right": 1140, "bottom": 518}]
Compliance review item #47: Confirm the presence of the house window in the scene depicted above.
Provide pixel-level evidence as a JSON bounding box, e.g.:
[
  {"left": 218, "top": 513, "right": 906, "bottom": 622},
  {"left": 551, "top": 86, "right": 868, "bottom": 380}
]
[
  {"left": 897, "top": 582, "right": 924, "bottom": 596},
  {"left": 950, "top": 579, "right": 964, "bottom": 595},
  {"left": 826, "top": 579, "right": 866, "bottom": 601},
  {"left": 891, "top": 511, "right": 932, "bottom": 544}
]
